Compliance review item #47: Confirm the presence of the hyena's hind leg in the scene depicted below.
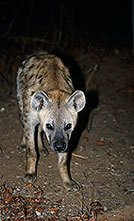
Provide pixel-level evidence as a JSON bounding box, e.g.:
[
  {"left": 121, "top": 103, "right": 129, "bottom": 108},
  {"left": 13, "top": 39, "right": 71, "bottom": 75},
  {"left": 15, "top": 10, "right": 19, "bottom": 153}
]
[
  {"left": 19, "top": 133, "right": 26, "bottom": 152},
  {"left": 38, "top": 125, "right": 49, "bottom": 156}
]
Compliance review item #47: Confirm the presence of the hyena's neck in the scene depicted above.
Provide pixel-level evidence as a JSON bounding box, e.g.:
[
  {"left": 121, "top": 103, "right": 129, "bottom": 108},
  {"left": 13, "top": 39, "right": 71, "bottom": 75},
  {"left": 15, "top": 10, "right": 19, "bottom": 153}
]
[{"left": 47, "top": 89, "right": 72, "bottom": 104}]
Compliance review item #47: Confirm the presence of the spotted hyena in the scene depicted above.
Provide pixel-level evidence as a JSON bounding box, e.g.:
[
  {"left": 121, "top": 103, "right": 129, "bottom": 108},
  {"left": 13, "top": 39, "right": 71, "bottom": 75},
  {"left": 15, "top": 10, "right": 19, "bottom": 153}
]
[{"left": 17, "top": 52, "right": 86, "bottom": 191}]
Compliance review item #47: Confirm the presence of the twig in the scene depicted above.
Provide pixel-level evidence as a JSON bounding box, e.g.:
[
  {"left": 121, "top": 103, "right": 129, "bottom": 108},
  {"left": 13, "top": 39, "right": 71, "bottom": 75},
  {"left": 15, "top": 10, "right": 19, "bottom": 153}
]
[
  {"left": 109, "top": 86, "right": 134, "bottom": 99},
  {"left": 0, "top": 0, "right": 23, "bottom": 39},
  {"left": 8, "top": 35, "right": 65, "bottom": 53},
  {"left": 57, "top": 0, "right": 64, "bottom": 45},
  {"left": 0, "top": 145, "right": 6, "bottom": 157},
  {"left": 72, "top": 153, "right": 88, "bottom": 159},
  {"left": 86, "top": 64, "right": 98, "bottom": 91}
]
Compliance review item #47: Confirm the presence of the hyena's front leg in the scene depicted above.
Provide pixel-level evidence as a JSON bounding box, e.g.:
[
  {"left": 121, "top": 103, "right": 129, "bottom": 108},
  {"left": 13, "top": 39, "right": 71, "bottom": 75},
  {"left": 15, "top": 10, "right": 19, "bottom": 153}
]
[
  {"left": 18, "top": 109, "right": 27, "bottom": 152},
  {"left": 58, "top": 152, "right": 80, "bottom": 191},
  {"left": 23, "top": 123, "right": 37, "bottom": 184}
]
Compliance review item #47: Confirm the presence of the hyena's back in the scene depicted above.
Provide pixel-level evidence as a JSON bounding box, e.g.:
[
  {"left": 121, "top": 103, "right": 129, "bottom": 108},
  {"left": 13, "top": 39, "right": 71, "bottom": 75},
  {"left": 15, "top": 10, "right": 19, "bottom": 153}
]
[{"left": 17, "top": 52, "right": 74, "bottom": 112}]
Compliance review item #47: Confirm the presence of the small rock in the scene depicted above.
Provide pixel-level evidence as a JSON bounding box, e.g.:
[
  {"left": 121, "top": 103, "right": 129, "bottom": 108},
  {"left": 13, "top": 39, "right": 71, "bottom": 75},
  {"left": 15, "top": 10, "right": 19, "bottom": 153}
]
[
  {"left": 0, "top": 107, "right": 5, "bottom": 112},
  {"left": 35, "top": 210, "right": 41, "bottom": 216}
]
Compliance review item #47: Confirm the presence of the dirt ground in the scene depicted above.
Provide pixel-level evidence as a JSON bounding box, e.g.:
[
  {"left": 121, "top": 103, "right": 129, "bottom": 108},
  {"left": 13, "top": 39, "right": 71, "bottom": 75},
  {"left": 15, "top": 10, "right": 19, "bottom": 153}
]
[{"left": 0, "top": 46, "right": 134, "bottom": 220}]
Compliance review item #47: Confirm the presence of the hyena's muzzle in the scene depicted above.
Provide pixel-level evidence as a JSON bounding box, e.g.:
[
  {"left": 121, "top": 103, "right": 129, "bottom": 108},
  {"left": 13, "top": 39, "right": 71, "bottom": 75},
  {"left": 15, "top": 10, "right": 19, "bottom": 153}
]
[{"left": 52, "top": 130, "right": 67, "bottom": 152}]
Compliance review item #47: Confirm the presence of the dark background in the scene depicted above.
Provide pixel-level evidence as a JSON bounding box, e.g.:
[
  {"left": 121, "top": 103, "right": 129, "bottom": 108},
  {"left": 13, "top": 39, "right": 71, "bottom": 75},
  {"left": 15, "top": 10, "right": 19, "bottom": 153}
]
[{"left": 0, "top": 0, "right": 132, "bottom": 48}]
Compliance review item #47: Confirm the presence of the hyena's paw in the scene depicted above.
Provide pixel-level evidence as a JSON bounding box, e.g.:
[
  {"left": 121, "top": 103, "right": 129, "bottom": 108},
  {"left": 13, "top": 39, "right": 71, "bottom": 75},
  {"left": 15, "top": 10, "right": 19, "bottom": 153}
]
[
  {"left": 64, "top": 180, "right": 80, "bottom": 192},
  {"left": 22, "top": 173, "right": 36, "bottom": 184}
]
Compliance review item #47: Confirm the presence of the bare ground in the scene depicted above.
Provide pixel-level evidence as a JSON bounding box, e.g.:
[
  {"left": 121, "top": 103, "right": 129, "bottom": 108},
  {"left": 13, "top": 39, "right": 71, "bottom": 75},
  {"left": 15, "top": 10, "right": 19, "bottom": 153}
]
[{"left": 0, "top": 47, "right": 134, "bottom": 220}]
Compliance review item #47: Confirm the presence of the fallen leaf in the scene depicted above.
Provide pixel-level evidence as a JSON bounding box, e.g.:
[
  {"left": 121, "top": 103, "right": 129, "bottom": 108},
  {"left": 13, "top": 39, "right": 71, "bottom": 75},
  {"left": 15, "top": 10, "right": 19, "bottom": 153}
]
[
  {"left": 97, "top": 141, "right": 105, "bottom": 146},
  {"left": 82, "top": 136, "right": 89, "bottom": 141},
  {"left": 26, "top": 183, "right": 33, "bottom": 188},
  {"left": 5, "top": 196, "right": 12, "bottom": 203}
]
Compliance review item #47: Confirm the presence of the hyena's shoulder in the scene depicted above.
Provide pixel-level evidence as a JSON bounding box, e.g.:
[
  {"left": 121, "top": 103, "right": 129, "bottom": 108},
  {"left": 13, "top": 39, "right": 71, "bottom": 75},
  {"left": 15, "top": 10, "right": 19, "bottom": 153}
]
[
  {"left": 17, "top": 52, "right": 74, "bottom": 96},
  {"left": 17, "top": 52, "right": 53, "bottom": 82},
  {"left": 17, "top": 51, "right": 68, "bottom": 82}
]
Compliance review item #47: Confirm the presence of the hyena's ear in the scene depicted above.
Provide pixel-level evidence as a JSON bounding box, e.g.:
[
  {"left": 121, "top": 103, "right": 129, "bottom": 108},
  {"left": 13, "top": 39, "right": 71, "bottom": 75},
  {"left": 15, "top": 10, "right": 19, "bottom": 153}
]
[
  {"left": 31, "top": 91, "right": 52, "bottom": 111},
  {"left": 66, "top": 90, "right": 86, "bottom": 112}
]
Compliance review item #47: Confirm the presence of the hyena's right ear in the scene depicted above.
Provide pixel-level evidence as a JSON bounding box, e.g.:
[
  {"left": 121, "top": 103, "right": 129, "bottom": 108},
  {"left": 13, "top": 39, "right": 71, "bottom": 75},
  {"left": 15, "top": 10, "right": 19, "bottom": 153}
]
[{"left": 31, "top": 91, "right": 52, "bottom": 111}]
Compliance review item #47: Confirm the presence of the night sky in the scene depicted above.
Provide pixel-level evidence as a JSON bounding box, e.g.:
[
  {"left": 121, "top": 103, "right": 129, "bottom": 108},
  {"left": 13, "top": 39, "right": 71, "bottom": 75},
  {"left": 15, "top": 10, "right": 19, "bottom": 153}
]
[{"left": 0, "top": 0, "right": 132, "bottom": 48}]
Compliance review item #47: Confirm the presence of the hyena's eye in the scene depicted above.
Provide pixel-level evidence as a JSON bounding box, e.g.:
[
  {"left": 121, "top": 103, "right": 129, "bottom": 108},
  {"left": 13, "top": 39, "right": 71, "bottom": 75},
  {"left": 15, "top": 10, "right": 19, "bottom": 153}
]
[
  {"left": 64, "top": 123, "right": 72, "bottom": 130},
  {"left": 46, "top": 123, "right": 54, "bottom": 130}
]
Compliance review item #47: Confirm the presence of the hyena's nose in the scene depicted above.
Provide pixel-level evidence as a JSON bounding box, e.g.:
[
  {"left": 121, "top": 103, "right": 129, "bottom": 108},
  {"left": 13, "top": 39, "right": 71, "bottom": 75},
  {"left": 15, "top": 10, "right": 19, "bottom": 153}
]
[{"left": 53, "top": 141, "right": 66, "bottom": 152}]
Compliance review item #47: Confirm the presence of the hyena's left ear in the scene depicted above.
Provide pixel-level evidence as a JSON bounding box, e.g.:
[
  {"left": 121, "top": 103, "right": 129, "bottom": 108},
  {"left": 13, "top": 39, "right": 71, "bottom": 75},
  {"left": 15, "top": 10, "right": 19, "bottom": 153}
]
[
  {"left": 31, "top": 91, "right": 52, "bottom": 111},
  {"left": 66, "top": 90, "right": 86, "bottom": 112}
]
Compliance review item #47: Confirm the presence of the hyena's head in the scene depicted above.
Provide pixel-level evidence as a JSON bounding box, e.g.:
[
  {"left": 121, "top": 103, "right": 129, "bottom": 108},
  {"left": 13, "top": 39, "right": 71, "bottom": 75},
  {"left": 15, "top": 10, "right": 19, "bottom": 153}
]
[{"left": 31, "top": 90, "right": 86, "bottom": 153}]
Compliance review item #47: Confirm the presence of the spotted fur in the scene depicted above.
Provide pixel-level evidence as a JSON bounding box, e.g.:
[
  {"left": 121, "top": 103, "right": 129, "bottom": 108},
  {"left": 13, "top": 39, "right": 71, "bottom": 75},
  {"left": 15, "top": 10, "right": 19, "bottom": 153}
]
[{"left": 17, "top": 52, "right": 86, "bottom": 191}]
